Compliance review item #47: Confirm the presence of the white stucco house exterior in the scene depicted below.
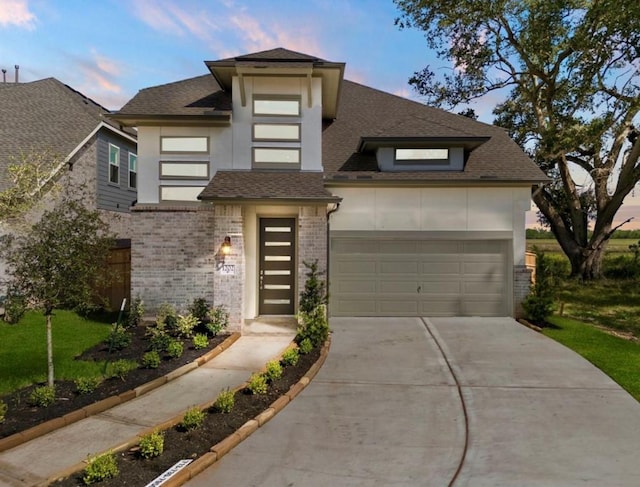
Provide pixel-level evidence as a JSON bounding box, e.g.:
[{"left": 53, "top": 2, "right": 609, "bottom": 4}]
[{"left": 110, "top": 48, "right": 548, "bottom": 332}]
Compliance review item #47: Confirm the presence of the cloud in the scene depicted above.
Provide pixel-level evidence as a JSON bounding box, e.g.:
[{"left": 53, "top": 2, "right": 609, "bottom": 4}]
[{"left": 0, "top": 0, "right": 36, "bottom": 29}]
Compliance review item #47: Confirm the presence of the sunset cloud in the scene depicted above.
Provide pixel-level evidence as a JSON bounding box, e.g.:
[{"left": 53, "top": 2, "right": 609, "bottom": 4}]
[{"left": 0, "top": 0, "right": 36, "bottom": 29}]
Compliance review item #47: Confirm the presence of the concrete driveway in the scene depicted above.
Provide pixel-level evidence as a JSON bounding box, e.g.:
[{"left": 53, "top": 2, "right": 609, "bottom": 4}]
[{"left": 185, "top": 317, "right": 640, "bottom": 486}]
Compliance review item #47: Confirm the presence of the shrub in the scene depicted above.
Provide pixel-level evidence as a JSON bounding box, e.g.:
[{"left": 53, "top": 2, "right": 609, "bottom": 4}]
[
  {"left": 155, "top": 303, "right": 178, "bottom": 331},
  {"left": 107, "top": 326, "right": 131, "bottom": 351},
  {"left": 75, "top": 377, "right": 103, "bottom": 395},
  {"left": 149, "top": 329, "right": 172, "bottom": 352},
  {"left": 523, "top": 249, "right": 557, "bottom": 324},
  {"left": 109, "top": 359, "right": 138, "bottom": 380},
  {"left": 281, "top": 347, "right": 299, "bottom": 366},
  {"left": 166, "top": 339, "right": 184, "bottom": 359},
  {"left": 205, "top": 305, "right": 229, "bottom": 336},
  {"left": 124, "top": 296, "right": 144, "bottom": 329},
  {"left": 296, "top": 304, "right": 329, "bottom": 348},
  {"left": 139, "top": 430, "right": 164, "bottom": 459},
  {"left": 247, "top": 373, "right": 268, "bottom": 395},
  {"left": 265, "top": 360, "right": 283, "bottom": 381},
  {"left": 192, "top": 333, "right": 209, "bottom": 350},
  {"left": 83, "top": 451, "right": 119, "bottom": 485},
  {"left": 213, "top": 388, "right": 234, "bottom": 413},
  {"left": 29, "top": 385, "right": 55, "bottom": 407},
  {"left": 188, "top": 297, "right": 210, "bottom": 323},
  {"left": 0, "top": 400, "right": 7, "bottom": 423},
  {"left": 298, "top": 338, "right": 313, "bottom": 355},
  {"left": 181, "top": 406, "right": 205, "bottom": 431},
  {"left": 176, "top": 313, "right": 198, "bottom": 338},
  {"left": 299, "top": 259, "right": 327, "bottom": 314},
  {"left": 142, "top": 350, "right": 161, "bottom": 369}
]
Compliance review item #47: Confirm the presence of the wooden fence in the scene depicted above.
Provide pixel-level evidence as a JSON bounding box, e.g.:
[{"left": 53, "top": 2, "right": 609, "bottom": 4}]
[
  {"left": 95, "top": 244, "right": 131, "bottom": 311},
  {"left": 525, "top": 251, "right": 537, "bottom": 284}
]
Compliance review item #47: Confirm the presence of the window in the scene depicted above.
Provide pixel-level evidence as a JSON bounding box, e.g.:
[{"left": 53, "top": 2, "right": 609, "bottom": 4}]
[
  {"left": 109, "top": 144, "right": 119, "bottom": 184},
  {"left": 160, "top": 186, "right": 205, "bottom": 202},
  {"left": 253, "top": 148, "right": 300, "bottom": 167},
  {"left": 128, "top": 153, "right": 137, "bottom": 189},
  {"left": 253, "top": 123, "right": 300, "bottom": 141},
  {"left": 160, "top": 136, "right": 209, "bottom": 153},
  {"left": 253, "top": 97, "right": 300, "bottom": 116},
  {"left": 395, "top": 148, "right": 449, "bottom": 163},
  {"left": 160, "top": 161, "right": 209, "bottom": 179}
]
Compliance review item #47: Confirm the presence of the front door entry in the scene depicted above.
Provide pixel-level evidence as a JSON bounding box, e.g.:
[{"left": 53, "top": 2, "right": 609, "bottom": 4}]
[{"left": 259, "top": 218, "right": 296, "bottom": 315}]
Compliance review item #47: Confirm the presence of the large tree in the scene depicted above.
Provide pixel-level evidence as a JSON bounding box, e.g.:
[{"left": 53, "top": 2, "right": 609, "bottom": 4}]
[
  {"left": 1, "top": 195, "right": 114, "bottom": 387},
  {"left": 395, "top": 0, "right": 640, "bottom": 279}
]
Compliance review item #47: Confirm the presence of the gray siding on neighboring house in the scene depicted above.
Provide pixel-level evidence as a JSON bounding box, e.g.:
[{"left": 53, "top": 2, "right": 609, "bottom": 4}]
[{"left": 96, "top": 130, "right": 137, "bottom": 213}]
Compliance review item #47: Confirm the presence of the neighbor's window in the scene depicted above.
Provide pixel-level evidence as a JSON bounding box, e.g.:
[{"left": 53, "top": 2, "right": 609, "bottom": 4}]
[
  {"left": 253, "top": 148, "right": 300, "bottom": 166},
  {"left": 253, "top": 123, "right": 300, "bottom": 141},
  {"left": 160, "top": 161, "right": 209, "bottom": 179},
  {"left": 160, "top": 136, "right": 209, "bottom": 153},
  {"left": 395, "top": 148, "right": 449, "bottom": 162},
  {"left": 253, "top": 97, "right": 300, "bottom": 116},
  {"left": 109, "top": 144, "right": 120, "bottom": 184},
  {"left": 128, "top": 153, "right": 137, "bottom": 189}
]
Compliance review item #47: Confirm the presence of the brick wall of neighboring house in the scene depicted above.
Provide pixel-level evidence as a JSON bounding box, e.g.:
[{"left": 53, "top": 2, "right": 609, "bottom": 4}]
[
  {"left": 130, "top": 205, "right": 216, "bottom": 316},
  {"left": 513, "top": 265, "right": 533, "bottom": 318},
  {"left": 298, "top": 206, "right": 328, "bottom": 299}
]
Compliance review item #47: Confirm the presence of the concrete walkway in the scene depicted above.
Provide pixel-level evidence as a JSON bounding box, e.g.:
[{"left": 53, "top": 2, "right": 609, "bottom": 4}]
[
  {"left": 0, "top": 332, "right": 295, "bottom": 487},
  {"left": 186, "top": 317, "right": 640, "bottom": 487}
]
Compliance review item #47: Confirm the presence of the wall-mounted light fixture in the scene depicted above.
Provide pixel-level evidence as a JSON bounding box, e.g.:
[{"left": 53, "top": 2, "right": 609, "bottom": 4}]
[{"left": 220, "top": 236, "right": 232, "bottom": 256}]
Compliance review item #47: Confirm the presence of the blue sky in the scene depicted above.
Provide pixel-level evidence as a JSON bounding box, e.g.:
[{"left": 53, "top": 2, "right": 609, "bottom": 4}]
[{"left": 1, "top": 0, "right": 638, "bottom": 226}]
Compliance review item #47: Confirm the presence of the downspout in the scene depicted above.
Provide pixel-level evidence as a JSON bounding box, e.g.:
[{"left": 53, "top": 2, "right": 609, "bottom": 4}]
[{"left": 326, "top": 202, "right": 341, "bottom": 316}]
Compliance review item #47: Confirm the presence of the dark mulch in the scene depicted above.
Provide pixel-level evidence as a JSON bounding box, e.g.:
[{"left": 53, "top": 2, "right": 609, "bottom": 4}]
[
  {"left": 52, "top": 347, "right": 321, "bottom": 487},
  {"left": 0, "top": 326, "right": 228, "bottom": 440}
]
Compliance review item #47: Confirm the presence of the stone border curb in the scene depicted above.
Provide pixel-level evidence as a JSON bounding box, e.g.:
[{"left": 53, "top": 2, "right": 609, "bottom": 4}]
[
  {"left": 517, "top": 318, "right": 543, "bottom": 332},
  {"left": 46, "top": 336, "right": 331, "bottom": 487},
  {"left": 0, "top": 333, "right": 240, "bottom": 454}
]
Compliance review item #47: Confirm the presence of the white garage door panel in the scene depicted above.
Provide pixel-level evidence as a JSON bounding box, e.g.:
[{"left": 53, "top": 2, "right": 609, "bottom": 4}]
[{"left": 330, "top": 237, "right": 510, "bottom": 317}]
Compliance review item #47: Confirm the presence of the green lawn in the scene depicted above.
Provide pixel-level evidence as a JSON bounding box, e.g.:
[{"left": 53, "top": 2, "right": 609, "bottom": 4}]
[
  {"left": 544, "top": 316, "right": 640, "bottom": 402},
  {"left": 527, "top": 238, "right": 637, "bottom": 255},
  {"left": 0, "top": 310, "right": 112, "bottom": 395}
]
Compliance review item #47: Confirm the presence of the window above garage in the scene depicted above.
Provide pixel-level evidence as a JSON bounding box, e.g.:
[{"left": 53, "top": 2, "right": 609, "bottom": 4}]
[{"left": 357, "top": 136, "right": 490, "bottom": 173}]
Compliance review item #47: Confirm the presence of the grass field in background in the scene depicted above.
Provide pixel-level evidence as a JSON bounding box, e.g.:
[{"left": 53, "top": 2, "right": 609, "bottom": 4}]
[
  {"left": 527, "top": 238, "right": 637, "bottom": 254},
  {"left": 544, "top": 316, "right": 640, "bottom": 402},
  {"left": 0, "top": 310, "right": 112, "bottom": 395}
]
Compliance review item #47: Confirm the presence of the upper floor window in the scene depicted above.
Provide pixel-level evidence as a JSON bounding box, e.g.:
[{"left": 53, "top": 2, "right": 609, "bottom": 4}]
[
  {"left": 253, "top": 96, "right": 301, "bottom": 117},
  {"left": 160, "top": 136, "right": 209, "bottom": 153},
  {"left": 395, "top": 148, "right": 449, "bottom": 164},
  {"left": 109, "top": 144, "right": 119, "bottom": 184},
  {"left": 253, "top": 123, "right": 300, "bottom": 142},
  {"left": 128, "top": 153, "right": 137, "bottom": 189}
]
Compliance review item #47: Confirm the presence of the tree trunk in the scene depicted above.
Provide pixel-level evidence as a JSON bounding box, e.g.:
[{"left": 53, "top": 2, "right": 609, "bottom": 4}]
[{"left": 46, "top": 312, "right": 54, "bottom": 387}]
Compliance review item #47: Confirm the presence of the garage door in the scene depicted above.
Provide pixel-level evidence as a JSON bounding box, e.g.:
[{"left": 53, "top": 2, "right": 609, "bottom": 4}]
[{"left": 330, "top": 238, "right": 510, "bottom": 317}]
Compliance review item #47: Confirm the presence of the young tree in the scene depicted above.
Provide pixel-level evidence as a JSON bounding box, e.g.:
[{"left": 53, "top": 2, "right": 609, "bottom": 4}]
[
  {"left": 1, "top": 196, "right": 114, "bottom": 387},
  {"left": 395, "top": 0, "right": 640, "bottom": 279}
]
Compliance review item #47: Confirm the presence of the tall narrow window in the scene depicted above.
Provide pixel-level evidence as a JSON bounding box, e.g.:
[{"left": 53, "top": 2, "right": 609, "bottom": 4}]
[
  {"left": 109, "top": 144, "right": 120, "bottom": 184},
  {"left": 128, "top": 153, "right": 137, "bottom": 189}
]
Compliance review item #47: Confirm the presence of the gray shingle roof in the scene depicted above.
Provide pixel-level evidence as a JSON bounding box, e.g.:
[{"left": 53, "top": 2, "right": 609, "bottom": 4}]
[
  {"left": 219, "top": 48, "right": 326, "bottom": 63},
  {"left": 199, "top": 171, "right": 340, "bottom": 202},
  {"left": 0, "top": 78, "right": 125, "bottom": 192}
]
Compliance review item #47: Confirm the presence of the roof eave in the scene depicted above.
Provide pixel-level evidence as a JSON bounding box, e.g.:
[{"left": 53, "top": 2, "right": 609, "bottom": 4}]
[
  {"left": 107, "top": 113, "right": 231, "bottom": 127},
  {"left": 198, "top": 195, "right": 342, "bottom": 205}
]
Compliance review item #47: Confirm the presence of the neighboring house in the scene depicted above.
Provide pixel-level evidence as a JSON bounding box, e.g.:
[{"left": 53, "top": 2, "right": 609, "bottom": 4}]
[
  {"left": 110, "top": 48, "right": 548, "bottom": 331},
  {"left": 0, "top": 77, "right": 137, "bottom": 290}
]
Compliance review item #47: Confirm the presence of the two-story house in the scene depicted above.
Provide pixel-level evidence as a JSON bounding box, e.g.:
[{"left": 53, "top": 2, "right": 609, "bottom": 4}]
[
  {"left": 0, "top": 77, "right": 137, "bottom": 300},
  {"left": 111, "top": 48, "right": 547, "bottom": 331}
]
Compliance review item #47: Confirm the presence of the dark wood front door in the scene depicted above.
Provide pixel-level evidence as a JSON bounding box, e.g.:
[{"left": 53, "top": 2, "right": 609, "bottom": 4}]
[{"left": 259, "top": 218, "right": 296, "bottom": 315}]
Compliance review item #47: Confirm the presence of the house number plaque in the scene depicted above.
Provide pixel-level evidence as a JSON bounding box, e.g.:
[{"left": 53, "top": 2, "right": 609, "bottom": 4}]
[{"left": 219, "top": 264, "right": 235, "bottom": 275}]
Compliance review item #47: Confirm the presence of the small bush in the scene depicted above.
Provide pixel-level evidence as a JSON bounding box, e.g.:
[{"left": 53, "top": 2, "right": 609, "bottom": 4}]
[
  {"left": 213, "top": 388, "right": 235, "bottom": 413},
  {"left": 83, "top": 451, "right": 119, "bottom": 485},
  {"left": 299, "top": 338, "right": 313, "bottom": 355},
  {"left": 281, "top": 348, "right": 299, "bottom": 366},
  {"left": 139, "top": 430, "right": 164, "bottom": 459},
  {"left": 296, "top": 304, "right": 329, "bottom": 348},
  {"left": 206, "top": 305, "right": 229, "bottom": 336},
  {"left": 124, "top": 296, "right": 144, "bottom": 329},
  {"left": 265, "top": 360, "right": 283, "bottom": 381},
  {"left": 75, "top": 377, "right": 103, "bottom": 395},
  {"left": 176, "top": 313, "right": 198, "bottom": 338},
  {"left": 192, "top": 333, "right": 209, "bottom": 350},
  {"left": 142, "top": 350, "right": 161, "bottom": 369},
  {"left": 299, "top": 260, "right": 327, "bottom": 314},
  {"left": 107, "top": 326, "right": 131, "bottom": 351},
  {"left": 166, "top": 339, "right": 184, "bottom": 359},
  {"left": 181, "top": 406, "right": 205, "bottom": 431},
  {"left": 523, "top": 249, "right": 557, "bottom": 324},
  {"left": 109, "top": 359, "right": 138, "bottom": 380},
  {"left": 149, "top": 329, "right": 172, "bottom": 352},
  {"left": 188, "top": 297, "right": 210, "bottom": 323},
  {"left": 156, "top": 303, "right": 177, "bottom": 330},
  {"left": 247, "top": 373, "right": 268, "bottom": 395},
  {"left": 29, "top": 385, "right": 55, "bottom": 407},
  {"left": 0, "top": 400, "right": 7, "bottom": 423}
]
